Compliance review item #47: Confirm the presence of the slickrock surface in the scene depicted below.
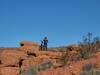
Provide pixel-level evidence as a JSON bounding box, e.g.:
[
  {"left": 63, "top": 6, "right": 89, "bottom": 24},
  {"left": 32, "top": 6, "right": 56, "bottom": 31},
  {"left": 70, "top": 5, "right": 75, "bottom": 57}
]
[{"left": 0, "top": 42, "right": 100, "bottom": 75}]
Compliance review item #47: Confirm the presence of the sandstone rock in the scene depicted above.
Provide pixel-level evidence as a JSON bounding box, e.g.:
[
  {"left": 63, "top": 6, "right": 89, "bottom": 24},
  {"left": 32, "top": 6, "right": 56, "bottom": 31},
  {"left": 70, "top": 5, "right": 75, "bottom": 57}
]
[
  {"left": 20, "top": 41, "right": 39, "bottom": 54},
  {"left": 21, "top": 57, "right": 41, "bottom": 71},
  {"left": 38, "top": 67, "right": 71, "bottom": 75},
  {"left": 20, "top": 41, "right": 39, "bottom": 46},
  {"left": 67, "top": 44, "right": 81, "bottom": 51},
  {"left": 38, "top": 55, "right": 50, "bottom": 60},
  {"left": 67, "top": 50, "right": 81, "bottom": 61},
  {"left": 0, "top": 64, "right": 4, "bottom": 68},
  {"left": 21, "top": 56, "right": 51, "bottom": 71},
  {"left": 0, "top": 67, "right": 20, "bottom": 75},
  {"left": 38, "top": 51, "right": 62, "bottom": 59},
  {"left": 0, "top": 49, "right": 27, "bottom": 66},
  {"left": 51, "top": 59, "right": 63, "bottom": 68},
  {"left": 20, "top": 46, "right": 39, "bottom": 54}
]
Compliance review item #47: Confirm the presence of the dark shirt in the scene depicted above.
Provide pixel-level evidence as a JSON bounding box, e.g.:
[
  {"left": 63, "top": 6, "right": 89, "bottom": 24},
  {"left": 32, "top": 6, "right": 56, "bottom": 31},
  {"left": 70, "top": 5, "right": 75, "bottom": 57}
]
[{"left": 43, "top": 39, "right": 48, "bottom": 46}]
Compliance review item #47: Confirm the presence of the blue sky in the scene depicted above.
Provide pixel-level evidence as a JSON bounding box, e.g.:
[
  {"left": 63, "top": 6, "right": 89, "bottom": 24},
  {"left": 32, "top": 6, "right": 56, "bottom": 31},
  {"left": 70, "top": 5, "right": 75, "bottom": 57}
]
[{"left": 0, "top": 0, "right": 100, "bottom": 47}]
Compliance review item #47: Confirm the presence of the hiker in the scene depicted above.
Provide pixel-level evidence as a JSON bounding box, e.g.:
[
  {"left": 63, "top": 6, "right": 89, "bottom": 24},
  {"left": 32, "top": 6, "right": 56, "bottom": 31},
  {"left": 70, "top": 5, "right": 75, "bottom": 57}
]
[
  {"left": 40, "top": 40, "right": 44, "bottom": 51},
  {"left": 43, "top": 37, "right": 48, "bottom": 51}
]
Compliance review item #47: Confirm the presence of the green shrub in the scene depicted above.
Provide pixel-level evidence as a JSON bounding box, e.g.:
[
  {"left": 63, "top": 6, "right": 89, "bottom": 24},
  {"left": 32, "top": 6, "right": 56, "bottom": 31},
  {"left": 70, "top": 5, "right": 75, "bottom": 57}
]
[
  {"left": 80, "top": 69, "right": 100, "bottom": 75},
  {"left": 80, "top": 64, "right": 100, "bottom": 75},
  {"left": 20, "top": 61, "right": 53, "bottom": 75},
  {"left": 79, "top": 32, "right": 95, "bottom": 59},
  {"left": 38, "top": 60, "right": 53, "bottom": 71},
  {"left": 82, "top": 64, "right": 95, "bottom": 71},
  {"left": 21, "top": 66, "right": 38, "bottom": 75},
  {"left": 93, "top": 69, "right": 100, "bottom": 75},
  {"left": 80, "top": 70, "right": 93, "bottom": 75}
]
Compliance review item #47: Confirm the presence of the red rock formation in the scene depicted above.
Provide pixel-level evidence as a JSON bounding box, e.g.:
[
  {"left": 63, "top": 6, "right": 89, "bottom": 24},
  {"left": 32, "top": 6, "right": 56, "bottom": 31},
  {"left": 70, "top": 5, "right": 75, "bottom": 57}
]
[
  {"left": 0, "top": 49, "right": 27, "bottom": 66},
  {"left": 0, "top": 41, "right": 100, "bottom": 75},
  {"left": 0, "top": 67, "right": 20, "bottom": 75},
  {"left": 20, "top": 41, "right": 39, "bottom": 54}
]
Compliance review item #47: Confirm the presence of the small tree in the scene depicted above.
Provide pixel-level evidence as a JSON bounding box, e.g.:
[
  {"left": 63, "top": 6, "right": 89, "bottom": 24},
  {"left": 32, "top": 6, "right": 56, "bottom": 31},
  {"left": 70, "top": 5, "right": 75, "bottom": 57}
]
[
  {"left": 79, "top": 32, "right": 94, "bottom": 59},
  {"left": 93, "top": 36, "right": 100, "bottom": 52}
]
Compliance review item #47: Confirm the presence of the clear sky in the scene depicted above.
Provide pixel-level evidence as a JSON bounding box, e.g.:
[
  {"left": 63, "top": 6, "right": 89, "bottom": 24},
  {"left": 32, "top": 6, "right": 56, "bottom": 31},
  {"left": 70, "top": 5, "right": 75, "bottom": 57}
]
[{"left": 0, "top": 0, "right": 100, "bottom": 47}]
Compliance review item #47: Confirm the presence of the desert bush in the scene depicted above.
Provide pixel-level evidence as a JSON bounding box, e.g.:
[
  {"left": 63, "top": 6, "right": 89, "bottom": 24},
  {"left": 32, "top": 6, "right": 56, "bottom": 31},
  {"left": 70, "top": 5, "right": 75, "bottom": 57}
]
[
  {"left": 79, "top": 33, "right": 100, "bottom": 59},
  {"left": 93, "top": 36, "right": 100, "bottom": 52},
  {"left": 80, "top": 47, "right": 95, "bottom": 59},
  {"left": 80, "top": 70, "right": 93, "bottom": 75},
  {"left": 79, "top": 32, "right": 98, "bottom": 59},
  {"left": 94, "top": 69, "right": 100, "bottom": 75},
  {"left": 82, "top": 64, "right": 95, "bottom": 71},
  {"left": 80, "top": 64, "right": 100, "bottom": 75},
  {"left": 38, "top": 60, "right": 53, "bottom": 71},
  {"left": 20, "top": 61, "right": 53, "bottom": 75},
  {"left": 80, "top": 69, "right": 100, "bottom": 75},
  {"left": 21, "top": 66, "right": 38, "bottom": 75}
]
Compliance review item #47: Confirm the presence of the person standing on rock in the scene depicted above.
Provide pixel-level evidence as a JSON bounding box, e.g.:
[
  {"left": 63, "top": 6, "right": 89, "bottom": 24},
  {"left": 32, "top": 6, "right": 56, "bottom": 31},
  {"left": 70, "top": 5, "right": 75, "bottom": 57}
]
[
  {"left": 40, "top": 40, "right": 44, "bottom": 51},
  {"left": 43, "top": 37, "right": 48, "bottom": 51}
]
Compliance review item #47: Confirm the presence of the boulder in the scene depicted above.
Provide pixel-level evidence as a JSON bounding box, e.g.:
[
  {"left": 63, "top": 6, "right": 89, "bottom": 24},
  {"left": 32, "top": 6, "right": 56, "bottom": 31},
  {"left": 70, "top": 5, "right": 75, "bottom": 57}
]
[
  {"left": 67, "top": 44, "right": 81, "bottom": 51},
  {"left": 0, "top": 49, "right": 27, "bottom": 66},
  {"left": 20, "top": 41, "right": 39, "bottom": 46},
  {"left": 38, "top": 51, "right": 62, "bottom": 59},
  {"left": 0, "top": 67, "right": 20, "bottom": 75},
  {"left": 21, "top": 56, "right": 51, "bottom": 71},
  {"left": 51, "top": 59, "right": 63, "bottom": 68},
  {"left": 21, "top": 57, "right": 41, "bottom": 71},
  {"left": 20, "top": 41, "right": 39, "bottom": 54}
]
